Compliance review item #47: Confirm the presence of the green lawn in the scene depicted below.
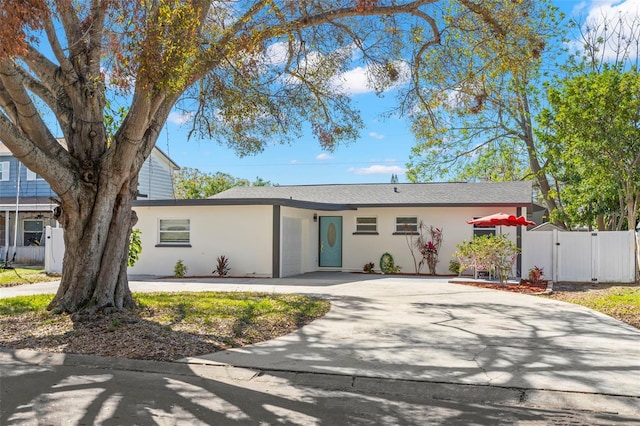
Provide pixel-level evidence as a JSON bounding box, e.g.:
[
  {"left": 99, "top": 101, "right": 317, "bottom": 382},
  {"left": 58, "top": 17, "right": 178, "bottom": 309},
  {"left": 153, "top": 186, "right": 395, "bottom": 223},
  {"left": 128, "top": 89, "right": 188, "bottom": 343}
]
[
  {"left": 542, "top": 286, "right": 640, "bottom": 329},
  {"left": 0, "top": 292, "right": 331, "bottom": 361},
  {"left": 0, "top": 268, "right": 59, "bottom": 287}
]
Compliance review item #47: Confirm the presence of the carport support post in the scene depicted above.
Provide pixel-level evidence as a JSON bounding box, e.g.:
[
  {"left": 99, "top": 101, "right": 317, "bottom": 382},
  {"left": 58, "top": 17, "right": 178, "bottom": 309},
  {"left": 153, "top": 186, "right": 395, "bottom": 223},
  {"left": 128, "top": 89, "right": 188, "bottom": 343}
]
[
  {"left": 517, "top": 207, "right": 522, "bottom": 278},
  {"left": 3, "top": 209, "right": 9, "bottom": 260},
  {"left": 272, "top": 205, "right": 281, "bottom": 278}
]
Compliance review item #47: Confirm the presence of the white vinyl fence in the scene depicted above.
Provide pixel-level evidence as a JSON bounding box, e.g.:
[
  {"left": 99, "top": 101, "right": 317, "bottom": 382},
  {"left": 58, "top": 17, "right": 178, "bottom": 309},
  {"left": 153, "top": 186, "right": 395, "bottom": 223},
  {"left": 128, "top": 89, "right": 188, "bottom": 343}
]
[
  {"left": 522, "top": 230, "right": 637, "bottom": 283},
  {"left": 44, "top": 226, "right": 65, "bottom": 274}
]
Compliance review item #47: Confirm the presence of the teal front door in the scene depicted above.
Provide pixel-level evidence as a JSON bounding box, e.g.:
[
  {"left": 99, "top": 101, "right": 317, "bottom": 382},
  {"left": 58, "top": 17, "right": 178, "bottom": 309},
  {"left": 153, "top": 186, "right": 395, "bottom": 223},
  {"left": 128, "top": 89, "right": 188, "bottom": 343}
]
[{"left": 319, "top": 216, "right": 342, "bottom": 267}]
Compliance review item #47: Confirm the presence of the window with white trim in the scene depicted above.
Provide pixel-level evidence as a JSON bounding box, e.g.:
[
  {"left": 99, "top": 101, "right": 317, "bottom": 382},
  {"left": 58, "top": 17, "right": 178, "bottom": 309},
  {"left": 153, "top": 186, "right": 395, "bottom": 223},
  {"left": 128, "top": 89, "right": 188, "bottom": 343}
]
[
  {"left": 472, "top": 222, "right": 496, "bottom": 238},
  {"left": 395, "top": 216, "right": 418, "bottom": 234},
  {"left": 23, "top": 219, "right": 44, "bottom": 246},
  {"left": 0, "top": 161, "right": 9, "bottom": 181},
  {"left": 26, "top": 168, "right": 43, "bottom": 181},
  {"left": 355, "top": 217, "right": 377, "bottom": 234},
  {"left": 159, "top": 219, "right": 190, "bottom": 245}
]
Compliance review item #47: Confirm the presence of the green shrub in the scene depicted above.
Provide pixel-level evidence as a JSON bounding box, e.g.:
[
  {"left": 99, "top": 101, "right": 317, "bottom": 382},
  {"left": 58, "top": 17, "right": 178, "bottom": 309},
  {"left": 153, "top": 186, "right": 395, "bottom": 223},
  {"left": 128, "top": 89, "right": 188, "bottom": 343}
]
[
  {"left": 449, "top": 259, "right": 461, "bottom": 275},
  {"left": 128, "top": 228, "right": 142, "bottom": 267},
  {"left": 174, "top": 260, "right": 188, "bottom": 278},
  {"left": 379, "top": 252, "right": 401, "bottom": 274}
]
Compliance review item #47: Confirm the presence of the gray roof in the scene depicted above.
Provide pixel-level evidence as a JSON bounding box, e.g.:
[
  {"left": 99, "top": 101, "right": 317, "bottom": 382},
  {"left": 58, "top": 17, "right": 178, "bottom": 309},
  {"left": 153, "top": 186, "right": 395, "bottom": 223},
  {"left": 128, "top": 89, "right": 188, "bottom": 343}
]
[{"left": 208, "top": 181, "right": 533, "bottom": 207}]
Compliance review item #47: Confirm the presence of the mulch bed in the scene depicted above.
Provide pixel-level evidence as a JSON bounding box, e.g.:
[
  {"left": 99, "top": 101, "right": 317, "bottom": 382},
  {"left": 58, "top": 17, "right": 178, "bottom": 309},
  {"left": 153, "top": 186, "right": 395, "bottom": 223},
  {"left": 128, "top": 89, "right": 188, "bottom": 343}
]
[{"left": 449, "top": 279, "right": 549, "bottom": 294}]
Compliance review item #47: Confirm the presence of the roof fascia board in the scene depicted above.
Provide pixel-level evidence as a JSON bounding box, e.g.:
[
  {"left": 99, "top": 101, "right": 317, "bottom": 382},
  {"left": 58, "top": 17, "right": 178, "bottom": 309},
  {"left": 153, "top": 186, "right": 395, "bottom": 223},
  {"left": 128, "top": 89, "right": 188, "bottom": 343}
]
[
  {"left": 352, "top": 202, "right": 532, "bottom": 208},
  {"left": 133, "top": 198, "right": 356, "bottom": 211},
  {"left": 133, "top": 198, "right": 530, "bottom": 210}
]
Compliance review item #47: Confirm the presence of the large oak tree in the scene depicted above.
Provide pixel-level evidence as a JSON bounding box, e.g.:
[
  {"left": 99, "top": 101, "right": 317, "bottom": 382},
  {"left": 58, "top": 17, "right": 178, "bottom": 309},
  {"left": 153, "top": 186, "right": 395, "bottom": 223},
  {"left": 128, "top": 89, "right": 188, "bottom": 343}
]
[
  {"left": 403, "top": 0, "right": 563, "bottom": 221},
  {"left": 0, "top": 0, "right": 537, "bottom": 314}
]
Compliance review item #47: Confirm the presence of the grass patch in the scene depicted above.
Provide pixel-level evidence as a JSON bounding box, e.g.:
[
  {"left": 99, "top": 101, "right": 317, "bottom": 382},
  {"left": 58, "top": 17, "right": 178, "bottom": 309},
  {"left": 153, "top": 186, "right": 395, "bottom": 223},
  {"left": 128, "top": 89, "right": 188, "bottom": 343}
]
[
  {"left": 0, "top": 294, "right": 54, "bottom": 315},
  {"left": 542, "top": 287, "right": 640, "bottom": 329},
  {"left": 0, "top": 292, "right": 330, "bottom": 361},
  {"left": 0, "top": 268, "right": 59, "bottom": 287}
]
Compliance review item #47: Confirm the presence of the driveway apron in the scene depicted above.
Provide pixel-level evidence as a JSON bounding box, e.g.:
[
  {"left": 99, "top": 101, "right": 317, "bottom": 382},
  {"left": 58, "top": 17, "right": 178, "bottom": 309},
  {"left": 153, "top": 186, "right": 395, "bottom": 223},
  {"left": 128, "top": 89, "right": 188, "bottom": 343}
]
[{"left": 179, "top": 275, "right": 640, "bottom": 399}]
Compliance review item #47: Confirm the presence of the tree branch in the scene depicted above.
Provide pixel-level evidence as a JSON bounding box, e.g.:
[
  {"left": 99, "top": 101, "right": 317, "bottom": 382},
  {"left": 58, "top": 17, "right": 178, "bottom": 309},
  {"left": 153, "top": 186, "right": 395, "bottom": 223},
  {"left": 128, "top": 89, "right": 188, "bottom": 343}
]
[
  {"left": 0, "top": 113, "right": 76, "bottom": 199},
  {"left": 43, "top": 2, "right": 77, "bottom": 82},
  {"left": 0, "top": 60, "right": 54, "bottom": 144}
]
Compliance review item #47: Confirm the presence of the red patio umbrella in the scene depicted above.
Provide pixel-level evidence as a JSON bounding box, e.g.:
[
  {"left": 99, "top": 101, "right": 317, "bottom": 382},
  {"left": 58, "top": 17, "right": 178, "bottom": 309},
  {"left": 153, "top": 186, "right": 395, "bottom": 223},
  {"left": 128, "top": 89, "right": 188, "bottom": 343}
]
[{"left": 467, "top": 212, "right": 536, "bottom": 227}]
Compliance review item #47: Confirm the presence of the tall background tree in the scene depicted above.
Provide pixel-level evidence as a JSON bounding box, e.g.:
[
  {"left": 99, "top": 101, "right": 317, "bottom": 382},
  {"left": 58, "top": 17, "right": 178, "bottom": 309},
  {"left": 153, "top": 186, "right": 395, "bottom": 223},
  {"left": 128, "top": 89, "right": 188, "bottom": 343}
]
[
  {"left": 173, "top": 167, "right": 271, "bottom": 199},
  {"left": 404, "top": 0, "right": 565, "bottom": 224},
  {"left": 539, "top": 69, "right": 640, "bottom": 231},
  {"left": 538, "top": 12, "right": 640, "bottom": 230},
  {"left": 0, "top": 0, "right": 543, "bottom": 314}
]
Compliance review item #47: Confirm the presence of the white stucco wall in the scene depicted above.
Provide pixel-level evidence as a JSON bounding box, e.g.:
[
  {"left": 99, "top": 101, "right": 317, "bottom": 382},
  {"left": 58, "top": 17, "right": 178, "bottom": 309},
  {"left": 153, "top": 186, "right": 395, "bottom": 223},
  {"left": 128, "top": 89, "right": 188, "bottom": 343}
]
[
  {"left": 311, "top": 206, "right": 523, "bottom": 275},
  {"left": 131, "top": 203, "right": 525, "bottom": 277},
  {"left": 131, "top": 204, "right": 273, "bottom": 277}
]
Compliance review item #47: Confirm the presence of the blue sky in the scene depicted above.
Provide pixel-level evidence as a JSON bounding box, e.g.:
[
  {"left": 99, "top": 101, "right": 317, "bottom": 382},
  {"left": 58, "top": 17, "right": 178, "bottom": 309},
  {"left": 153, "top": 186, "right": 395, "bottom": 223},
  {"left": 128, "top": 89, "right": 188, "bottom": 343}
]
[{"left": 159, "top": 0, "right": 639, "bottom": 186}]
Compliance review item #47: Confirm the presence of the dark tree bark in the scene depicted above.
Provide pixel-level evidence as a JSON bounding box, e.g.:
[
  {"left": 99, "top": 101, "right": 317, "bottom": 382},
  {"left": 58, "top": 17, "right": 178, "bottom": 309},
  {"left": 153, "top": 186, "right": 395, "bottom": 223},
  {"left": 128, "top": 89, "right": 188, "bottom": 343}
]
[{"left": 49, "top": 170, "right": 139, "bottom": 314}]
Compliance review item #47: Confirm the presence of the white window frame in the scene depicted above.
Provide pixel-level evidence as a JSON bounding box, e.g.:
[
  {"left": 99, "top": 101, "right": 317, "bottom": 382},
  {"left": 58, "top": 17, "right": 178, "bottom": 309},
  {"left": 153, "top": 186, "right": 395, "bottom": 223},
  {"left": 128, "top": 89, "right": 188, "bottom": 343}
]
[
  {"left": 472, "top": 222, "right": 497, "bottom": 238},
  {"left": 158, "top": 218, "right": 191, "bottom": 246},
  {"left": 395, "top": 216, "right": 418, "bottom": 234},
  {"left": 355, "top": 216, "right": 378, "bottom": 234},
  {"left": 0, "top": 161, "right": 9, "bottom": 181},
  {"left": 26, "top": 168, "right": 43, "bottom": 181},
  {"left": 23, "top": 219, "right": 44, "bottom": 246}
]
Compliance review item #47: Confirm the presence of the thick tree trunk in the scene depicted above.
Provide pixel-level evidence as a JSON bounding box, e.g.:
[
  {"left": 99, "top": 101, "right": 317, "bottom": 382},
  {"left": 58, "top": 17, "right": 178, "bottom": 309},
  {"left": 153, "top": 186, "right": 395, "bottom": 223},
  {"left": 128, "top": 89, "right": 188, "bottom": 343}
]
[
  {"left": 516, "top": 86, "right": 564, "bottom": 228},
  {"left": 48, "top": 174, "right": 139, "bottom": 315}
]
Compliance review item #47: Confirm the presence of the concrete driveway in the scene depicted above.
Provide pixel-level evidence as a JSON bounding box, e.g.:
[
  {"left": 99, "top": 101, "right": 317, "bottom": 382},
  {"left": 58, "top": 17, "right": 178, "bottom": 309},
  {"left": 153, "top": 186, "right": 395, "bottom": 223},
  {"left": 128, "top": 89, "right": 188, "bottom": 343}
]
[
  {"left": 2, "top": 272, "right": 640, "bottom": 418},
  {"left": 170, "top": 273, "right": 640, "bottom": 400}
]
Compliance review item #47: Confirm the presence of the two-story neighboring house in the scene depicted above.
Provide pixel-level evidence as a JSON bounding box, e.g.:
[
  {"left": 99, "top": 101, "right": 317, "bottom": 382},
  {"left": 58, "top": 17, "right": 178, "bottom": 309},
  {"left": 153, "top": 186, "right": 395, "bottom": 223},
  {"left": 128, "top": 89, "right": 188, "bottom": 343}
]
[{"left": 0, "top": 142, "right": 178, "bottom": 264}]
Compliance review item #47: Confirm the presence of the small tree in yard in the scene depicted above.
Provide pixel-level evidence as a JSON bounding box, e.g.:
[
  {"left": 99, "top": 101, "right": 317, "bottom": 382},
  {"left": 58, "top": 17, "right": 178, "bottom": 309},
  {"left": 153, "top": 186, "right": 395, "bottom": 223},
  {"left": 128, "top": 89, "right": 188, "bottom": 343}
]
[
  {"left": 0, "top": 1, "right": 544, "bottom": 315},
  {"left": 404, "top": 221, "right": 442, "bottom": 275},
  {"left": 413, "top": 223, "right": 442, "bottom": 275}
]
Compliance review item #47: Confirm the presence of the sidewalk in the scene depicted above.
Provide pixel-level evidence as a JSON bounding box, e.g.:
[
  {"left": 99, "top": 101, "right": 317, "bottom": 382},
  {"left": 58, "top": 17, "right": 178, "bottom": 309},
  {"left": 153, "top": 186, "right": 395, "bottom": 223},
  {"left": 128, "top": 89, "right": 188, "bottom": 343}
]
[{"left": 2, "top": 273, "right": 640, "bottom": 423}]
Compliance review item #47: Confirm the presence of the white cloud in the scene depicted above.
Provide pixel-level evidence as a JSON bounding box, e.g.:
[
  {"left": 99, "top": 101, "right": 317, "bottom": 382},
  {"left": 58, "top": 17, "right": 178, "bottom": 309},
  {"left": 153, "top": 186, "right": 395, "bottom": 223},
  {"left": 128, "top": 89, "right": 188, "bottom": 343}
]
[
  {"left": 332, "top": 66, "right": 372, "bottom": 95},
  {"left": 315, "top": 153, "right": 333, "bottom": 160},
  {"left": 369, "top": 132, "right": 385, "bottom": 140},
  {"left": 332, "top": 61, "right": 411, "bottom": 96},
  {"left": 573, "top": 0, "right": 640, "bottom": 61},
  {"left": 264, "top": 41, "right": 298, "bottom": 66},
  {"left": 348, "top": 164, "right": 405, "bottom": 175},
  {"left": 168, "top": 111, "right": 194, "bottom": 125}
]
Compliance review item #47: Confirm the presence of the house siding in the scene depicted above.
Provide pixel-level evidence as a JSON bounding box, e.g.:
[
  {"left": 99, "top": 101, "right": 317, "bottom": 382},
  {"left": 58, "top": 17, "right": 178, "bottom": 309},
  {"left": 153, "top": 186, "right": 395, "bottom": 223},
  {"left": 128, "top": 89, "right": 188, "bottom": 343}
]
[
  {"left": 324, "top": 206, "right": 522, "bottom": 274},
  {"left": 137, "top": 150, "right": 175, "bottom": 200},
  {"left": 129, "top": 203, "right": 525, "bottom": 277},
  {"left": 1, "top": 157, "right": 54, "bottom": 198},
  {"left": 130, "top": 204, "right": 273, "bottom": 277},
  {"left": 1, "top": 143, "right": 177, "bottom": 262},
  {"left": 1, "top": 144, "right": 176, "bottom": 201}
]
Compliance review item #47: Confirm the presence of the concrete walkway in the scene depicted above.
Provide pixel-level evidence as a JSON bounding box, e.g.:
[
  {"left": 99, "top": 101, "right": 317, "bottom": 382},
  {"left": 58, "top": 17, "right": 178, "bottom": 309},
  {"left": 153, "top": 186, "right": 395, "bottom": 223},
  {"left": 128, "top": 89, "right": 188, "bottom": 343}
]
[{"left": 2, "top": 273, "right": 640, "bottom": 423}]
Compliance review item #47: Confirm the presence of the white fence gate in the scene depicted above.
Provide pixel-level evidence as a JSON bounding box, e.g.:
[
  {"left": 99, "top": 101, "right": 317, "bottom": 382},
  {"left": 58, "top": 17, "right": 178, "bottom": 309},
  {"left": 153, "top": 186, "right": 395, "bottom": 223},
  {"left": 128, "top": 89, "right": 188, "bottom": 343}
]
[
  {"left": 44, "top": 226, "right": 65, "bottom": 274},
  {"left": 522, "top": 230, "right": 637, "bottom": 283}
]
